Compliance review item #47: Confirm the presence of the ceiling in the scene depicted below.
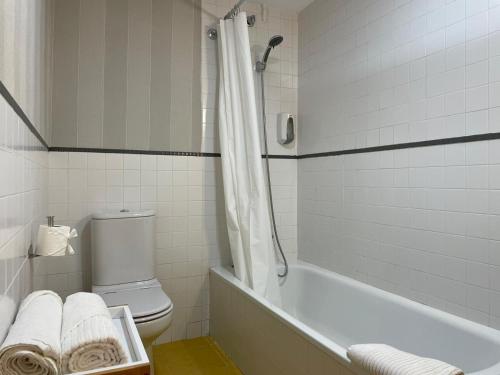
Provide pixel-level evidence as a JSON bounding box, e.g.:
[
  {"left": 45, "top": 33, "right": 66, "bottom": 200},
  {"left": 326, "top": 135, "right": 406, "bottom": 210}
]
[{"left": 258, "top": 0, "right": 315, "bottom": 12}]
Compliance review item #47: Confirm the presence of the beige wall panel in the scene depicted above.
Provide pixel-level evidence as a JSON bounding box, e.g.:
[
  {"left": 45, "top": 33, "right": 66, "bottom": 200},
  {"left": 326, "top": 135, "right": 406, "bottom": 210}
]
[
  {"left": 103, "top": 0, "right": 128, "bottom": 149},
  {"left": 52, "top": 0, "right": 79, "bottom": 146},
  {"left": 0, "top": 1, "right": 4, "bottom": 82},
  {"left": 32, "top": 0, "right": 42, "bottom": 134},
  {"left": 149, "top": 0, "right": 172, "bottom": 150},
  {"left": 51, "top": 0, "right": 201, "bottom": 151},
  {"left": 29, "top": 0, "right": 53, "bottom": 141},
  {"left": 17, "top": 0, "right": 28, "bottom": 120},
  {"left": 191, "top": 0, "right": 202, "bottom": 151},
  {"left": 125, "top": 0, "right": 152, "bottom": 150},
  {"left": 77, "top": 0, "right": 105, "bottom": 148},
  {"left": 41, "top": 0, "right": 54, "bottom": 140},
  {"left": 1, "top": 0, "right": 15, "bottom": 99},
  {"left": 170, "top": 0, "right": 194, "bottom": 150},
  {"left": 0, "top": 0, "right": 53, "bottom": 140},
  {"left": 13, "top": 0, "right": 22, "bottom": 101}
]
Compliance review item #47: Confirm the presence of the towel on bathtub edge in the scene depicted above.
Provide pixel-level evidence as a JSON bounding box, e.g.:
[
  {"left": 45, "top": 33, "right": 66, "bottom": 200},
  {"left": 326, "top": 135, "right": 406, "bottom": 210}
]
[{"left": 347, "top": 344, "right": 464, "bottom": 375}]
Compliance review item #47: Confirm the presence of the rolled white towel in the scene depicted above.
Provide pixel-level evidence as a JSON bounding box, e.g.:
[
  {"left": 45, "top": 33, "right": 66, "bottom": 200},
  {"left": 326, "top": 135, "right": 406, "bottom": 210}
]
[
  {"left": 347, "top": 344, "right": 463, "bottom": 375},
  {"left": 0, "top": 290, "right": 63, "bottom": 375},
  {"left": 61, "top": 292, "right": 128, "bottom": 373}
]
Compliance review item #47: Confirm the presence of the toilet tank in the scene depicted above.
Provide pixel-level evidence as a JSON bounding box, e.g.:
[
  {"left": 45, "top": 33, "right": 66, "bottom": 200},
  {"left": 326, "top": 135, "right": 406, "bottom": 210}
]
[{"left": 91, "top": 210, "right": 155, "bottom": 286}]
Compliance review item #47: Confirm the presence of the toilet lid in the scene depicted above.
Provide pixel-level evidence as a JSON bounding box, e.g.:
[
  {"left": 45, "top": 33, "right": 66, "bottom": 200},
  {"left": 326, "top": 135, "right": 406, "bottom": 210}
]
[{"left": 100, "top": 285, "right": 172, "bottom": 318}]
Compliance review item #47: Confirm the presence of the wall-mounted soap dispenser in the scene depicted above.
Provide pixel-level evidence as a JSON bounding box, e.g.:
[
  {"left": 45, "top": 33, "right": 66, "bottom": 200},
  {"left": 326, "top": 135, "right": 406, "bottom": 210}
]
[{"left": 277, "top": 113, "right": 295, "bottom": 145}]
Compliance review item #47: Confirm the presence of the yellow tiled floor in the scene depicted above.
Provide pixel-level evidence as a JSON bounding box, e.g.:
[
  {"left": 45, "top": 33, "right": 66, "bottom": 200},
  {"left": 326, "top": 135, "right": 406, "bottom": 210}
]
[{"left": 153, "top": 337, "right": 242, "bottom": 375}]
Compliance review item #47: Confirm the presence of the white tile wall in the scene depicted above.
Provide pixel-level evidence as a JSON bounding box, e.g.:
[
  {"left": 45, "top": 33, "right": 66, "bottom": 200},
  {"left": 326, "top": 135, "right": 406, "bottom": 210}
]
[
  {"left": 267, "top": 158, "right": 299, "bottom": 258},
  {"left": 0, "top": 95, "right": 48, "bottom": 342},
  {"left": 299, "top": 0, "right": 500, "bottom": 154},
  {"left": 297, "top": 0, "right": 500, "bottom": 328},
  {"left": 36, "top": 151, "right": 229, "bottom": 342},
  {"left": 201, "top": 0, "right": 299, "bottom": 156},
  {"left": 299, "top": 139, "right": 500, "bottom": 328},
  {"left": 38, "top": 151, "right": 297, "bottom": 342}
]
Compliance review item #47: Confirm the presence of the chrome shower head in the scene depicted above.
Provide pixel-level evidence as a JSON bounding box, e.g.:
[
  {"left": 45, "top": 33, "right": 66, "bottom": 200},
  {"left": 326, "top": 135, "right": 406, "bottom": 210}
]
[{"left": 256, "top": 35, "right": 284, "bottom": 72}]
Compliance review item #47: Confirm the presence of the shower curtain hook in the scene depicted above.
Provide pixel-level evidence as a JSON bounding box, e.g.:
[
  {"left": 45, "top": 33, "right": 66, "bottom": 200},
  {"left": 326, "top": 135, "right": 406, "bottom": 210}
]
[
  {"left": 208, "top": 28, "right": 218, "bottom": 40},
  {"left": 232, "top": 6, "right": 240, "bottom": 19}
]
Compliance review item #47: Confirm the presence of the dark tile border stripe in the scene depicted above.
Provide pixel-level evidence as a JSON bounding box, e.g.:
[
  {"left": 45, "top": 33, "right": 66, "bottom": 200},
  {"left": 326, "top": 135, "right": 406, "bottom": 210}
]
[
  {"left": 5, "top": 77, "right": 500, "bottom": 160},
  {"left": 46, "top": 133, "right": 500, "bottom": 160},
  {"left": 49, "top": 146, "right": 297, "bottom": 159},
  {"left": 0, "top": 82, "right": 296, "bottom": 160},
  {"left": 297, "top": 132, "right": 500, "bottom": 159},
  {"left": 0, "top": 80, "right": 49, "bottom": 150},
  {"left": 49, "top": 146, "right": 222, "bottom": 157},
  {"left": 265, "top": 154, "right": 297, "bottom": 159}
]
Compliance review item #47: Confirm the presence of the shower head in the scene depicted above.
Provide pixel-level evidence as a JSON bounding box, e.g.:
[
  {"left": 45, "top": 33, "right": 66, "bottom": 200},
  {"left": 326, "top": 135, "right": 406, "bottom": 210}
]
[
  {"left": 256, "top": 35, "right": 284, "bottom": 72},
  {"left": 268, "top": 35, "right": 284, "bottom": 48},
  {"left": 262, "top": 35, "right": 283, "bottom": 64}
]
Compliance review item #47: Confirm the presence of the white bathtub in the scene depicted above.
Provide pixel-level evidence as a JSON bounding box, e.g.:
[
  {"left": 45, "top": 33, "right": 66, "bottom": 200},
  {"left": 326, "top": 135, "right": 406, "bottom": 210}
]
[{"left": 210, "top": 262, "right": 500, "bottom": 375}]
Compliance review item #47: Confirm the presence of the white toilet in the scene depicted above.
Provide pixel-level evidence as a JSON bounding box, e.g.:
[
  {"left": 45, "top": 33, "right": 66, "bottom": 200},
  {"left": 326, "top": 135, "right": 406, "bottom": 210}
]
[{"left": 91, "top": 210, "right": 173, "bottom": 346}]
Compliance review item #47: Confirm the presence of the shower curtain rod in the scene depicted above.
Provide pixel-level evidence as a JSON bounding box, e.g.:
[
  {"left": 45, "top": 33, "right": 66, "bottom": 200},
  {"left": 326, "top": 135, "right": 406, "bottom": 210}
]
[
  {"left": 224, "top": 0, "right": 247, "bottom": 19},
  {"left": 207, "top": 1, "right": 255, "bottom": 40}
]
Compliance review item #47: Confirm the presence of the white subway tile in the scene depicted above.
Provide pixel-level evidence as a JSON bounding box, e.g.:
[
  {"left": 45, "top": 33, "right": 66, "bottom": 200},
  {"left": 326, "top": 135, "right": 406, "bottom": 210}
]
[
  {"left": 68, "top": 153, "right": 87, "bottom": 169},
  {"left": 105, "top": 153, "right": 123, "bottom": 170},
  {"left": 123, "top": 154, "right": 141, "bottom": 170},
  {"left": 87, "top": 153, "right": 105, "bottom": 169},
  {"left": 141, "top": 155, "right": 157, "bottom": 170},
  {"left": 49, "top": 152, "right": 68, "bottom": 169}
]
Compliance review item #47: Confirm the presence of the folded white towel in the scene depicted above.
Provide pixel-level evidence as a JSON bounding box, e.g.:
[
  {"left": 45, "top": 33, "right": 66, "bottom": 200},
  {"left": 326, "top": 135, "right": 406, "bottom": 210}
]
[
  {"left": 61, "top": 292, "right": 128, "bottom": 373},
  {"left": 347, "top": 344, "right": 463, "bottom": 375},
  {"left": 0, "top": 290, "right": 63, "bottom": 375}
]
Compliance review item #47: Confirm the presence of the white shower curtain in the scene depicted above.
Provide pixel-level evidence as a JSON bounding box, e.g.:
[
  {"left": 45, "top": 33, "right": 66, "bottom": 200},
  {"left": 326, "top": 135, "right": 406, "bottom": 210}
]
[{"left": 217, "top": 12, "right": 281, "bottom": 306}]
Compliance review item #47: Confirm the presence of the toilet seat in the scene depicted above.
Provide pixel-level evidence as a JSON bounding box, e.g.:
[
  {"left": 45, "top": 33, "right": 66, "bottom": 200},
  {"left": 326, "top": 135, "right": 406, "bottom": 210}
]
[
  {"left": 134, "top": 306, "right": 173, "bottom": 324},
  {"left": 93, "top": 279, "right": 173, "bottom": 321}
]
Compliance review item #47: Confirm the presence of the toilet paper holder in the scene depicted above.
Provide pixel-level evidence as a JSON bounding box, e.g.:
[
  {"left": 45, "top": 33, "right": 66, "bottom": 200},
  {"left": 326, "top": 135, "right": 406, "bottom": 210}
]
[
  {"left": 29, "top": 216, "right": 55, "bottom": 258},
  {"left": 29, "top": 216, "right": 76, "bottom": 259},
  {"left": 28, "top": 244, "right": 37, "bottom": 258}
]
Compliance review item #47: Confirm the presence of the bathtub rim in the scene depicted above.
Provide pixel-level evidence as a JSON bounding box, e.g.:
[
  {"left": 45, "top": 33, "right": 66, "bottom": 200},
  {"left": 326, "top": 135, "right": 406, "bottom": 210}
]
[{"left": 210, "top": 261, "right": 500, "bottom": 375}]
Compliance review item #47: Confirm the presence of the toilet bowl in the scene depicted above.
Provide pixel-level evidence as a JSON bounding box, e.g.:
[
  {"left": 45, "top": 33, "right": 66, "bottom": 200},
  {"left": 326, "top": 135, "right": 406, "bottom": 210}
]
[
  {"left": 93, "top": 279, "right": 173, "bottom": 344},
  {"left": 91, "top": 210, "right": 173, "bottom": 345}
]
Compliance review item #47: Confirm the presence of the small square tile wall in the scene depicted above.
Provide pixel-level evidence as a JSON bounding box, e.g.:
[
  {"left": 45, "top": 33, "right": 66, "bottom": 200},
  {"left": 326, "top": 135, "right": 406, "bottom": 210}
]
[
  {"left": 299, "top": 0, "right": 500, "bottom": 154},
  {"left": 36, "top": 151, "right": 297, "bottom": 343},
  {"left": 201, "top": 0, "right": 299, "bottom": 156},
  {"left": 0, "top": 95, "right": 48, "bottom": 342},
  {"left": 299, "top": 141, "right": 500, "bottom": 328},
  {"left": 36, "top": 151, "right": 230, "bottom": 342},
  {"left": 297, "top": 0, "right": 500, "bottom": 328}
]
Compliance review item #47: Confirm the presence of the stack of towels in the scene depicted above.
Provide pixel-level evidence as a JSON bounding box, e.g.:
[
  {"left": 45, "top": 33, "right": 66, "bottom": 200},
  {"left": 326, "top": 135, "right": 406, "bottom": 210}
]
[
  {"left": 0, "top": 291, "right": 128, "bottom": 375},
  {"left": 347, "top": 344, "right": 464, "bottom": 375}
]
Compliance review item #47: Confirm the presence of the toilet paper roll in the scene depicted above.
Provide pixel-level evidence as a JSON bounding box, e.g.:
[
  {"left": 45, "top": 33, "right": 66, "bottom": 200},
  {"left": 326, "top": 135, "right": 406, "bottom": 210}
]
[{"left": 36, "top": 225, "right": 78, "bottom": 257}]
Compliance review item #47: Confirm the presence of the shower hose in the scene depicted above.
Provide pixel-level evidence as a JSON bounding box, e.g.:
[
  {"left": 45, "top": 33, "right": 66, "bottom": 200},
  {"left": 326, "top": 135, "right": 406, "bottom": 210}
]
[{"left": 259, "top": 72, "right": 289, "bottom": 278}]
